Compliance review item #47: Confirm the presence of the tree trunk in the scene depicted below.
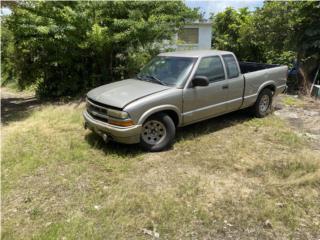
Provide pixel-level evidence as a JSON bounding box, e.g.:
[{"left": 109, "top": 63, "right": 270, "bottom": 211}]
[{"left": 297, "top": 52, "right": 320, "bottom": 95}]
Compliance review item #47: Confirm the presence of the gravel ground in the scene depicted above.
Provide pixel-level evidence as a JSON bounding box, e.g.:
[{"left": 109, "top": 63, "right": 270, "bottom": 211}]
[{"left": 274, "top": 95, "right": 320, "bottom": 149}]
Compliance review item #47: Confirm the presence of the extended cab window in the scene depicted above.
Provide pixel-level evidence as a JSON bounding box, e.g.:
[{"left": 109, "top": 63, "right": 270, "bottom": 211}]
[
  {"left": 195, "top": 56, "right": 225, "bottom": 82},
  {"left": 222, "top": 54, "right": 239, "bottom": 78}
]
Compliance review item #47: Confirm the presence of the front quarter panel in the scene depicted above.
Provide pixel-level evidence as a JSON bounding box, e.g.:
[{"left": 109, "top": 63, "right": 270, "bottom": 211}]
[{"left": 123, "top": 88, "right": 183, "bottom": 126}]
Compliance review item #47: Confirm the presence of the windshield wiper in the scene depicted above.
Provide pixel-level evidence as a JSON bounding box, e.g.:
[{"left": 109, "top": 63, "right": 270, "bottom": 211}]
[{"left": 137, "top": 74, "right": 167, "bottom": 86}]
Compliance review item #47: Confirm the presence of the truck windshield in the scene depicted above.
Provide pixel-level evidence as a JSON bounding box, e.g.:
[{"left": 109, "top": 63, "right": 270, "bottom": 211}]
[{"left": 137, "top": 56, "right": 196, "bottom": 86}]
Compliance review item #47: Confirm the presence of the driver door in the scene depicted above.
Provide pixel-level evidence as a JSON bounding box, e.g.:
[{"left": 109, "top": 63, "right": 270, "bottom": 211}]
[{"left": 182, "top": 55, "right": 230, "bottom": 125}]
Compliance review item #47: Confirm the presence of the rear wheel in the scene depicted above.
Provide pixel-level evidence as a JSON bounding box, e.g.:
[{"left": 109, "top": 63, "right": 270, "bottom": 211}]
[
  {"left": 140, "top": 113, "right": 175, "bottom": 152},
  {"left": 252, "top": 88, "right": 273, "bottom": 118}
]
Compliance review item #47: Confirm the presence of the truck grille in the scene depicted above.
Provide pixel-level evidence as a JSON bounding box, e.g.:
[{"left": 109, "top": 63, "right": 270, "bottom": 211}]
[{"left": 86, "top": 98, "right": 110, "bottom": 123}]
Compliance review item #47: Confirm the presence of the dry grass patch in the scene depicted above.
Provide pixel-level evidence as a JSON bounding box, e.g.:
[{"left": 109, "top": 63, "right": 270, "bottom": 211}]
[
  {"left": 281, "top": 95, "right": 305, "bottom": 107},
  {"left": 2, "top": 101, "right": 320, "bottom": 239}
]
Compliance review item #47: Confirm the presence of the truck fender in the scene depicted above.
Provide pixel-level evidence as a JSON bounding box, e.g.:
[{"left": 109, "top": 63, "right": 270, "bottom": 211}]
[
  {"left": 138, "top": 105, "right": 182, "bottom": 126},
  {"left": 257, "top": 80, "right": 276, "bottom": 96}
]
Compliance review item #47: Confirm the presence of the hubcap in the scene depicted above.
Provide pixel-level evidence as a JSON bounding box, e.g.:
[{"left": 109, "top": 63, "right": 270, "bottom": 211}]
[
  {"left": 259, "top": 95, "right": 270, "bottom": 113},
  {"left": 141, "top": 120, "right": 166, "bottom": 145}
]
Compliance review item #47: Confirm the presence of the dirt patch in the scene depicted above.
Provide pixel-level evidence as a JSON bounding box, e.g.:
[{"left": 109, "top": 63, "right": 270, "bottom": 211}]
[{"left": 274, "top": 95, "right": 320, "bottom": 149}]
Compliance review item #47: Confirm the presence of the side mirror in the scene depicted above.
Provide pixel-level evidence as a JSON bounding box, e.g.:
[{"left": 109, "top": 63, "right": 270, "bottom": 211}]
[{"left": 192, "top": 76, "right": 209, "bottom": 87}]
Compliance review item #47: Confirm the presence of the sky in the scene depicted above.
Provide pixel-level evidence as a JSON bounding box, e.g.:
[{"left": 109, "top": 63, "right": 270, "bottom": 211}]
[
  {"left": 185, "top": 0, "right": 264, "bottom": 19},
  {"left": 1, "top": 1, "right": 264, "bottom": 18}
]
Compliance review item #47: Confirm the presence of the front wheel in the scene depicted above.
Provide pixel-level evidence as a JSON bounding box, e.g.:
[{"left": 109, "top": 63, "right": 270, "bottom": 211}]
[
  {"left": 139, "top": 113, "right": 175, "bottom": 152},
  {"left": 252, "top": 88, "right": 273, "bottom": 118}
]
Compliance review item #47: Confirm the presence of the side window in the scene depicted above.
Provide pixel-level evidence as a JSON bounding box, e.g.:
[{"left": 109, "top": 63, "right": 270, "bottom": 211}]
[
  {"left": 222, "top": 54, "right": 239, "bottom": 78},
  {"left": 195, "top": 56, "right": 225, "bottom": 82}
]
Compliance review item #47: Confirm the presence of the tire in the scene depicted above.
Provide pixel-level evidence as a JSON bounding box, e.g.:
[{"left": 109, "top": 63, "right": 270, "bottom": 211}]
[
  {"left": 139, "top": 113, "right": 176, "bottom": 152},
  {"left": 252, "top": 88, "right": 273, "bottom": 118}
]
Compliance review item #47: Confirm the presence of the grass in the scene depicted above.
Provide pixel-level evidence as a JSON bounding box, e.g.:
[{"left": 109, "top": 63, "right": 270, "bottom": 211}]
[
  {"left": 2, "top": 98, "right": 320, "bottom": 239},
  {"left": 281, "top": 95, "right": 305, "bottom": 107}
]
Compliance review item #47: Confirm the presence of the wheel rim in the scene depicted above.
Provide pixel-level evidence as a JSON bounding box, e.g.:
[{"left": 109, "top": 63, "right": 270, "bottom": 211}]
[
  {"left": 141, "top": 120, "right": 167, "bottom": 145},
  {"left": 259, "top": 95, "right": 270, "bottom": 113}
]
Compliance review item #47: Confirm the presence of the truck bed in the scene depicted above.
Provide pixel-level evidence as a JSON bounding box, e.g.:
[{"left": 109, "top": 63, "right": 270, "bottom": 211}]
[
  {"left": 239, "top": 61, "right": 280, "bottom": 74},
  {"left": 240, "top": 62, "right": 288, "bottom": 109}
]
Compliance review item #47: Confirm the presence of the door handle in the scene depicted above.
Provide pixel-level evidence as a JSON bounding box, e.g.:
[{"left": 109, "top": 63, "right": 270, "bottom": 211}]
[{"left": 222, "top": 84, "right": 229, "bottom": 89}]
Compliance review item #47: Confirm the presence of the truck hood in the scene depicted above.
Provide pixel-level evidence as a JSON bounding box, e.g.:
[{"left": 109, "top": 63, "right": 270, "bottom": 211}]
[{"left": 87, "top": 79, "right": 171, "bottom": 109}]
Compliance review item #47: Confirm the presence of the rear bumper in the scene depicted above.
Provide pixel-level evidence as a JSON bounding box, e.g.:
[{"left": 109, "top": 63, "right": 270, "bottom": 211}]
[
  {"left": 83, "top": 110, "right": 141, "bottom": 144},
  {"left": 276, "top": 84, "right": 287, "bottom": 95}
]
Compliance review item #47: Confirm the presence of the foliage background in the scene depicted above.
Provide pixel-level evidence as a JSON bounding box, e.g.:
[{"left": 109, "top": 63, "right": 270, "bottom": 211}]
[
  {"left": 1, "top": 1, "right": 320, "bottom": 97},
  {"left": 211, "top": 1, "right": 320, "bottom": 93},
  {"left": 1, "top": 1, "right": 198, "bottom": 98}
]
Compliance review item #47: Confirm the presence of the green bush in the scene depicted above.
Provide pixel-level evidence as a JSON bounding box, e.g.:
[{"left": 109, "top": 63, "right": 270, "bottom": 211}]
[{"left": 2, "top": 1, "right": 198, "bottom": 98}]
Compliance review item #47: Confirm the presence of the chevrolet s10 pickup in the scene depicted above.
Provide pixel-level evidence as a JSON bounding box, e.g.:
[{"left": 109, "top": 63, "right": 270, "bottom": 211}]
[{"left": 84, "top": 50, "right": 288, "bottom": 151}]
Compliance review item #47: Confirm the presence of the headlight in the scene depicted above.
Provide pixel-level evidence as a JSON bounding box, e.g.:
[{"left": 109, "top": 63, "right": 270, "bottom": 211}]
[
  {"left": 107, "top": 109, "right": 129, "bottom": 119},
  {"left": 107, "top": 110, "right": 133, "bottom": 126}
]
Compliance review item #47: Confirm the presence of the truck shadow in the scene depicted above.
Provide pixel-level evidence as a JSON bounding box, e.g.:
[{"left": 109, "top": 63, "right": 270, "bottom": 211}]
[
  {"left": 85, "top": 108, "right": 253, "bottom": 155},
  {"left": 84, "top": 132, "right": 144, "bottom": 157}
]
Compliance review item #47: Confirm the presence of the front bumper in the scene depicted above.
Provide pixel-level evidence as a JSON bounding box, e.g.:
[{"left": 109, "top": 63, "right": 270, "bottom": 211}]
[{"left": 83, "top": 110, "right": 142, "bottom": 144}]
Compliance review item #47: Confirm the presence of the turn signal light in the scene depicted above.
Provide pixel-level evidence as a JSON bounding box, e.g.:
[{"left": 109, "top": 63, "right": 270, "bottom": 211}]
[{"left": 109, "top": 119, "right": 134, "bottom": 127}]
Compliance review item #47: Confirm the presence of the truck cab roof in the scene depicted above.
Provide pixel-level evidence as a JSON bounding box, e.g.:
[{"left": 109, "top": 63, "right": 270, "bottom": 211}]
[{"left": 158, "top": 50, "right": 233, "bottom": 58}]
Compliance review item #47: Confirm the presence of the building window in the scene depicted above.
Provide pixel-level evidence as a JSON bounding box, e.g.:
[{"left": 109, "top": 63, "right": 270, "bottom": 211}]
[{"left": 178, "top": 28, "right": 199, "bottom": 44}]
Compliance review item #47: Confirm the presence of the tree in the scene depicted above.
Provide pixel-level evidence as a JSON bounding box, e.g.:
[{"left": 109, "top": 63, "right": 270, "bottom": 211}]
[
  {"left": 2, "top": 1, "right": 198, "bottom": 97},
  {"left": 248, "top": 1, "right": 320, "bottom": 93},
  {"left": 287, "top": 1, "right": 320, "bottom": 94},
  {"left": 211, "top": 7, "right": 263, "bottom": 62},
  {"left": 212, "top": 8, "right": 246, "bottom": 58},
  {"left": 1, "top": 16, "right": 15, "bottom": 86},
  {"left": 211, "top": 1, "right": 320, "bottom": 94}
]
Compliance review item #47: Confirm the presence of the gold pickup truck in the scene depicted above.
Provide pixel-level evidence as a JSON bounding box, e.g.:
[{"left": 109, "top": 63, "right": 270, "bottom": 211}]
[{"left": 84, "top": 50, "right": 287, "bottom": 151}]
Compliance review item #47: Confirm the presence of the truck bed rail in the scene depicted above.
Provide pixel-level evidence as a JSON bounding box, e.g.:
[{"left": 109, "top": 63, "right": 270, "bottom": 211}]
[{"left": 239, "top": 61, "right": 280, "bottom": 74}]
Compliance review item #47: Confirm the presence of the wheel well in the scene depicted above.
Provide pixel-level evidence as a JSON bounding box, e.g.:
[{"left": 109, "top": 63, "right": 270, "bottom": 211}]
[
  {"left": 163, "top": 110, "right": 179, "bottom": 126},
  {"left": 262, "top": 84, "right": 276, "bottom": 95},
  {"left": 147, "top": 110, "right": 179, "bottom": 127}
]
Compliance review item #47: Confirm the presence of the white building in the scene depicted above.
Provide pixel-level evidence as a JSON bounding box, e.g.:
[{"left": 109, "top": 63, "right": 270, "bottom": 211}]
[{"left": 174, "top": 21, "right": 212, "bottom": 50}]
